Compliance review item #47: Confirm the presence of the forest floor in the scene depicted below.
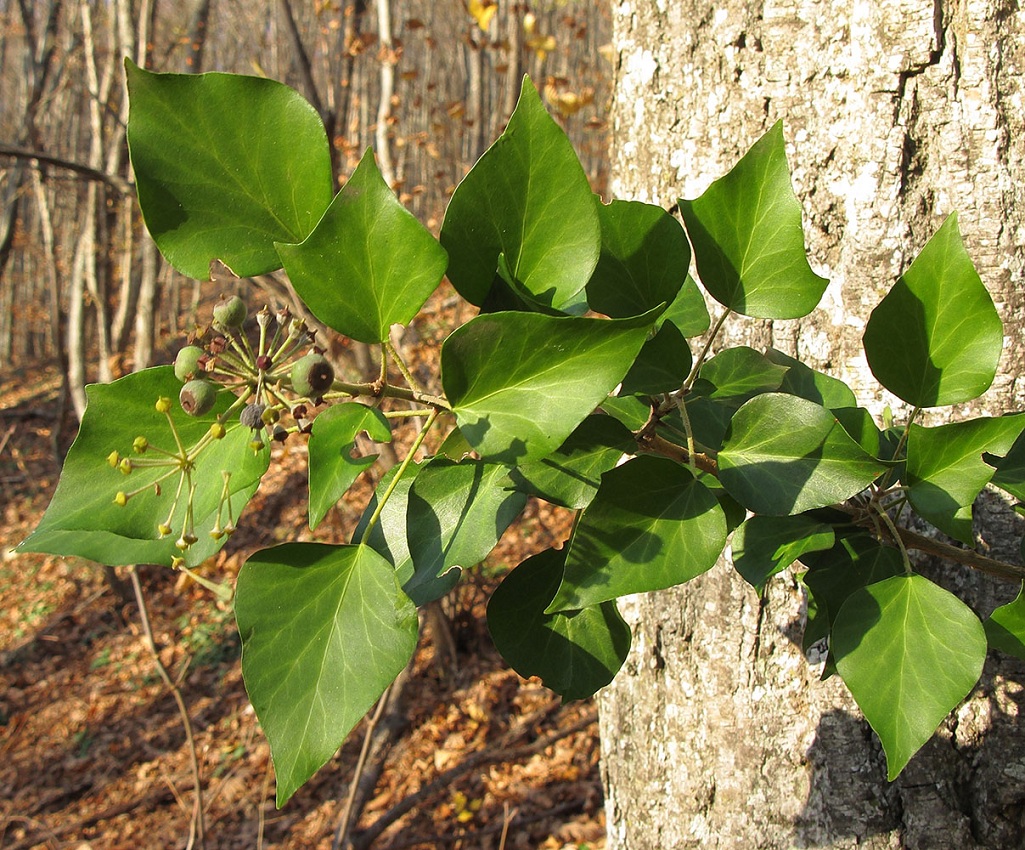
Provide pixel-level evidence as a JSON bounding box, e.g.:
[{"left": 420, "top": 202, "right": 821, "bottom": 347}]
[{"left": 0, "top": 326, "right": 605, "bottom": 849}]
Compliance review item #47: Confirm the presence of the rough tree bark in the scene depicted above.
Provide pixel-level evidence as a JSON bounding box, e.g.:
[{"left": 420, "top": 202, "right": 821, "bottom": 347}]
[{"left": 599, "top": 1, "right": 1025, "bottom": 848}]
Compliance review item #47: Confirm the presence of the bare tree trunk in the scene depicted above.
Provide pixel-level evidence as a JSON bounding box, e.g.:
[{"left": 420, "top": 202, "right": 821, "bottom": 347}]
[
  {"left": 374, "top": 0, "right": 396, "bottom": 186},
  {"left": 600, "top": 2, "right": 1025, "bottom": 848}
]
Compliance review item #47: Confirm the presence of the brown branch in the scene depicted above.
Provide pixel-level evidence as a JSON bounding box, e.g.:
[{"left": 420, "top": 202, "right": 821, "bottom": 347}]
[
  {"left": 635, "top": 431, "right": 719, "bottom": 476},
  {"left": 0, "top": 142, "right": 133, "bottom": 195}
]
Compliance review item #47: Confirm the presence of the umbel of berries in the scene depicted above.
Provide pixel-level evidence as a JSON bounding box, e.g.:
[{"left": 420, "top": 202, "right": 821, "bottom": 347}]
[
  {"left": 180, "top": 379, "right": 217, "bottom": 416},
  {"left": 212, "top": 294, "right": 247, "bottom": 331},
  {"left": 291, "top": 353, "right": 334, "bottom": 398}
]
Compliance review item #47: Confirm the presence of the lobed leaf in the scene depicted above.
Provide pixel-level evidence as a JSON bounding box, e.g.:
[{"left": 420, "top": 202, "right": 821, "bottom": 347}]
[
  {"left": 905, "top": 414, "right": 1025, "bottom": 543},
  {"left": 276, "top": 149, "right": 448, "bottom": 343},
  {"left": 235, "top": 543, "right": 417, "bottom": 805},
  {"left": 862, "top": 213, "right": 1003, "bottom": 407},
  {"left": 440, "top": 77, "right": 600, "bottom": 310},
  {"left": 442, "top": 310, "right": 655, "bottom": 464},
  {"left": 718, "top": 393, "right": 889, "bottom": 515},
  {"left": 20, "top": 367, "right": 268, "bottom": 568},
  {"left": 307, "top": 403, "right": 392, "bottom": 531},
  {"left": 832, "top": 574, "right": 986, "bottom": 780},
  {"left": 679, "top": 121, "right": 828, "bottom": 319},
  {"left": 356, "top": 458, "right": 526, "bottom": 606},
  {"left": 547, "top": 455, "right": 727, "bottom": 612},
  {"left": 732, "top": 514, "right": 834, "bottom": 592},
  {"left": 125, "top": 61, "right": 333, "bottom": 279}
]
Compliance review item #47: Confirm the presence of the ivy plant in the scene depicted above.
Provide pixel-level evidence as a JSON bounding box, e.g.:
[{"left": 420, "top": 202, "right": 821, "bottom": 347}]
[{"left": 20, "top": 61, "right": 1025, "bottom": 802}]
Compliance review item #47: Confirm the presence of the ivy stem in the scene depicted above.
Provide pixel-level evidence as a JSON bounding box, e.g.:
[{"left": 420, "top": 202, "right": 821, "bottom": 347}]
[
  {"left": 873, "top": 501, "right": 913, "bottom": 573},
  {"left": 355, "top": 407, "right": 439, "bottom": 543},
  {"left": 676, "top": 396, "right": 698, "bottom": 475},
  {"left": 681, "top": 307, "right": 732, "bottom": 394},
  {"left": 387, "top": 337, "right": 423, "bottom": 395}
]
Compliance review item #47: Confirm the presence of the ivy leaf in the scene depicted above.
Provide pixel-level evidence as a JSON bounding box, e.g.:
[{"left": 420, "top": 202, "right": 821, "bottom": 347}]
[
  {"left": 766, "top": 348, "right": 857, "bottom": 409},
  {"left": 731, "top": 514, "right": 834, "bottom": 592},
  {"left": 905, "top": 414, "right": 1025, "bottom": 543},
  {"left": 487, "top": 548, "right": 632, "bottom": 700},
  {"left": 862, "top": 213, "right": 1003, "bottom": 407},
  {"left": 307, "top": 403, "right": 392, "bottom": 531},
  {"left": 442, "top": 310, "right": 655, "bottom": 464},
  {"left": 693, "top": 346, "right": 789, "bottom": 399},
  {"left": 718, "top": 393, "right": 889, "bottom": 515},
  {"left": 800, "top": 535, "right": 905, "bottom": 652},
  {"left": 987, "top": 430, "right": 1025, "bottom": 502},
  {"left": 832, "top": 574, "right": 986, "bottom": 780},
  {"left": 619, "top": 322, "right": 692, "bottom": 396},
  {"left": 276, "top": 149, "right": 448, "bottom": 343},
  {"left": 440, "top": 77, "right": 600, "bottom": 310},
  {"left": 661, "top": 275, "right": 711, "bottom": 338},
  {"left": 235, "top": 543, "right": 417, "bottom": 805},
  {"left": 678, "top": 121, "right": 828, "bottom": 319},
  {"left": 125, "top": 61, "right": 333, "bottom": 279},
  {"left": 19, "top": 367, "right": 268, "bottom": 568},
  {"left": 587, "top": 199, "right": 689, "bottom": 318},
  {"left": 985, "top": 584, "right": 1025, "bottom": 660},
  {"left": 356, "top": 458, "right": 526, "bottom": 606},
  {"left": 547, "top": 455, "right": 727, "bottom": 612},
  {"left": 505, "top": 414, "right": 637, "bottom": 509}
]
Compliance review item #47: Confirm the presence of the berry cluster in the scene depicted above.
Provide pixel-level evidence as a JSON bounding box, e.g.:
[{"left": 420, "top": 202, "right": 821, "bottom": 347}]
[{"left": 110, "top": 292, "right": 339, "bottom": 560}]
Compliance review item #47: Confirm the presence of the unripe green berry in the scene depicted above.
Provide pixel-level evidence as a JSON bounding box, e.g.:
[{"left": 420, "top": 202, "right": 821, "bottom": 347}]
[
  {"left": 212, "top": 294, "right": 247, "bottom": 331},
  {"left": 133, "top": 436, "right": 149, "bottom": 454},
  {"left": 290, "top": 353, "right": 335, "bottom": 398},
  {"left": 180, "top": 379, "right": 217, "bottom": 416},
  {"left": 156, "top": 397, "right": 172, "bottom": 414},
  {"left": 174, "top": 346, "right": 205, "bottom": 382},
  {"left": 240, "top": 402, "right": 266, "bottom": 429}
]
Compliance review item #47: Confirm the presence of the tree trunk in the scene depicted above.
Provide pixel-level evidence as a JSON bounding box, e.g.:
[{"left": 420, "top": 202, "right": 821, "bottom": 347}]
[{"left": 600, "top": 1, "right": 1025, "bottom": 847}]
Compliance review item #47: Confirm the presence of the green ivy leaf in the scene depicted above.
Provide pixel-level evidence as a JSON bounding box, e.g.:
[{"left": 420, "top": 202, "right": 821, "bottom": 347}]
[
  {"left": 125, "top": 61, "right": 333, "bottom": 279},
  {"left": 862, "top": 213, "right": 1003, "bottom": 407},
  {"left": 276, "top": 149, "right": 448, "bottom": 343},
  {"left": 732, "top": 515, "right": 835, "bottom": 592},
  {"left": 440, "top": 77, "right": 600, "bottom": 310},
  {"left": 766, "top": 348, "right": 857, "bottom": 409},
  {"left": 905, "top": 414, "right": 1025, "bottom": 543},
  {"left": 679, "top": 121, "right": 828, "bottom": 319},
  {"left": 587, "top": 199, "right": 689, "bottom": 318},
  {"left": 442, "top": 310, "right": 655, "bottom": 464},
  {"left": 356, "top": 458, "right": 526, "bottom": 606},
  {"left": 505, "top": 415, "right": 637, "bottom": 509},
  {"left": 800, "top": 535, "right": 905, "bottom": 652},
  {"left": 987, "top": 430, "right": 1025, "bottom": 502},
  {"left": 619, "top": 321, "right": 692, "bottom": 396},
  {"left": 661, "top": 275, "right": 711, "bottom": 338},
  {"left": 487, "top": 548, "right": 632, "bottom": 700},
  {"left": 985, "top": 584, "right": 1025, "bottom": 660},
  {"left": 547, "top": 455, "right": 727, "bottom": 612},
  {"left": 694, "top": 346, "right": 789, "bottom": 399},
  {"left": 307, "top": 403, "right": 391, "bottom": 531},
  {"left": 19, "top": 367, "right": 268, "bottom": 568},
  {"left": 832, "top": 574, "right": 986, "bottom": 780},
  {"left": 235, "top": 543, "right": 417, "bottom": 805},
  {"left": 718, "top": 393, "right": 889, "bottom": 515}
]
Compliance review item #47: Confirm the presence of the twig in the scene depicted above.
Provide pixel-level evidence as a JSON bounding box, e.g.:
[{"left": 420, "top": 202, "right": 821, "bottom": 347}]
[
  {"left": 349, "top": 704, "right": 594, "bottom": 850},
  {"left": 128, "top": 566, "right": 206, "bottom": 850},
  {"left": 333, "top": 646, "right": 418, "bottom": 849},
  {"left": 332, "top": 685, "right": 393, "bottom": 850}
]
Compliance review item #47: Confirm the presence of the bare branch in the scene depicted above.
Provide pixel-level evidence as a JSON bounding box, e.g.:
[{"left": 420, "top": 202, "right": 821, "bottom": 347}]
[{"left": 0, "top": 142, "right": 134, "bottom": 194}]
